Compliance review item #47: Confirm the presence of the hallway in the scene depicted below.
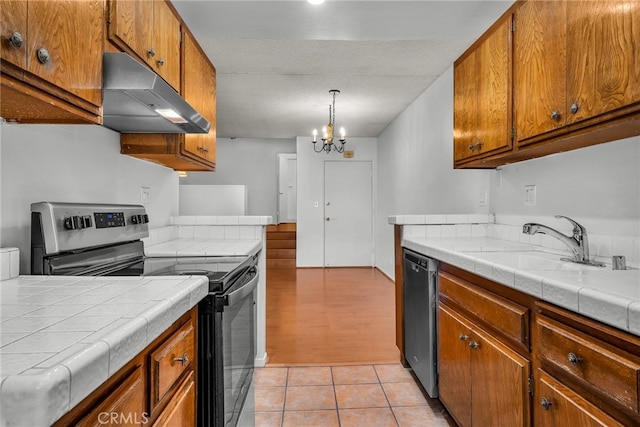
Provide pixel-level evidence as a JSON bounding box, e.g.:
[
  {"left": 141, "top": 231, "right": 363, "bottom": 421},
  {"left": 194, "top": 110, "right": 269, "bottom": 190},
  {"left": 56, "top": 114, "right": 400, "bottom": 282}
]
[{"left": 265, "top": 267, "right": 399, "bottom": 366}]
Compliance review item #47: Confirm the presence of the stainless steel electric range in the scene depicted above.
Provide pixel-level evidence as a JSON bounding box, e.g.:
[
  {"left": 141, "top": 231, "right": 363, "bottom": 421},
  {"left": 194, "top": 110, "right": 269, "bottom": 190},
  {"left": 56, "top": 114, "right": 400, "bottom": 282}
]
[{"left": 30, "top": 202, "right": 258, "bottom": 427}]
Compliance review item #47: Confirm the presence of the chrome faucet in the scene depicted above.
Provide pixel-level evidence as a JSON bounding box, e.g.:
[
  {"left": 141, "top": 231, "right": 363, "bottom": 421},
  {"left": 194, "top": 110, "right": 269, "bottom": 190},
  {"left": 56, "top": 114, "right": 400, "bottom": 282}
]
[{"left": 522, "top": 215, "right": 605, "bottom": 267}]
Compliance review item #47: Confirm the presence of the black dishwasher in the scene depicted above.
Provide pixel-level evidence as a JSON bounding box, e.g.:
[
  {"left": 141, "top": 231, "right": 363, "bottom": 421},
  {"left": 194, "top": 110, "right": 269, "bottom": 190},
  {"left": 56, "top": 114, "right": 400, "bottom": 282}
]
[{"left": 403, "top": 248, "right": 438, "bottom": 398}]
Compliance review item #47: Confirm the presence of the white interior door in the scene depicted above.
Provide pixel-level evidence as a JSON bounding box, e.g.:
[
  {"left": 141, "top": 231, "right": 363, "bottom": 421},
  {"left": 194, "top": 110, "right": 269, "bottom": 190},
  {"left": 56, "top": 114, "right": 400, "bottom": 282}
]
[
  {"left": 277, "top": 154, "right": 297, "bottom": 223},
  {"left": 324, "top": 161, "right": 373, "bottom": 267}
]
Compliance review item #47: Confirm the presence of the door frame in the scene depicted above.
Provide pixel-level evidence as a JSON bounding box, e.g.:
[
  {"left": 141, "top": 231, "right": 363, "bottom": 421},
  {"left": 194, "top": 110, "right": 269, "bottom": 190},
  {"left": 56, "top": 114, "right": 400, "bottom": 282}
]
[{"left": 276, "top": 153, "right": 297, "bottom": 224}]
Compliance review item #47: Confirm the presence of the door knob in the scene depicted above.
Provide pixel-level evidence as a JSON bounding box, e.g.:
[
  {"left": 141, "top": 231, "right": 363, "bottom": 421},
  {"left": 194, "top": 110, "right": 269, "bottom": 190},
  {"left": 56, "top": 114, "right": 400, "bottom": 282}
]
[{"left": 326, "top": 217, "right": 330, "bottom": 221}]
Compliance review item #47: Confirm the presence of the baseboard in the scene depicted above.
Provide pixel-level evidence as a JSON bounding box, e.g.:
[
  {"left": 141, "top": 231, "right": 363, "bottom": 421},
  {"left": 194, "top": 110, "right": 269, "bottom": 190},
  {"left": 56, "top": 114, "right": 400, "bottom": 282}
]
[
  {"left": 376, "top": 266, "right": 395, "bottom": 282},
  {"left": 254, "top": 352, "right": 268, "bottom": 368}
]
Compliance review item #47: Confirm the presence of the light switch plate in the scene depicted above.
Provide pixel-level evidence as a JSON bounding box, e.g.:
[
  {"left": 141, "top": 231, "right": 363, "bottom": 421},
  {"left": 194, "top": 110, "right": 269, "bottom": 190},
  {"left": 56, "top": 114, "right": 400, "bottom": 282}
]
[
  {"left": 140, "top": 187, "right": 150, "bottom": 205},
  {"left": 524, "top": 185, "right": 536, "bottom": 206},
  {"left": 479, "top": 190, "right": 488, "bottom": 207}
]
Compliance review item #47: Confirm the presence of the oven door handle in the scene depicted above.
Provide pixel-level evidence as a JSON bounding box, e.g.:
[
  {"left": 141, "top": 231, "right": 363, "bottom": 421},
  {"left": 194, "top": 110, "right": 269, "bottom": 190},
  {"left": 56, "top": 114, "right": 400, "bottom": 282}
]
[{"left": 224, "top": 271, "right": 259, "bottom": 306}]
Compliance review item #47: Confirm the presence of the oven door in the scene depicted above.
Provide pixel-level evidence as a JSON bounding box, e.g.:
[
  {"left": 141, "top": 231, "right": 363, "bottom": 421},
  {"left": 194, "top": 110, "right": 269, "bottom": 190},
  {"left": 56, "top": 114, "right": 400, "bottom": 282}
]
[{"left": 199, "top": 267, "right": 258, "bottom": 427}]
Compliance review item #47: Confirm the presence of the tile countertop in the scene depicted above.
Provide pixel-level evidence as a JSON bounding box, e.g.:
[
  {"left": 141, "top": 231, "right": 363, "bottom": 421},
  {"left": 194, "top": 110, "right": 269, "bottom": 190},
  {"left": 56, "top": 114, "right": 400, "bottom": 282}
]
[
  {"left": 0, "top": 274, "right": 209, "bottom": 427},
  {"left": 402, "top": 236, "right": 640, "bottom": 337},
  {"left": 145, "top": 238, "right": 262, "bottom": 257}
]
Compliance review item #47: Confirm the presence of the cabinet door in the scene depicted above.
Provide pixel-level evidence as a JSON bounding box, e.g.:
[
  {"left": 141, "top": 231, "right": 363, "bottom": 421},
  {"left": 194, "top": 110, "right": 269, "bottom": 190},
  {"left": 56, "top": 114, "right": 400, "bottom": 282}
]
[
  {"left": 109, "top": 0, "right": 154, "bottom": 65},
  {"left": 566, "top": 0, "right": 640, "bottom": 124},
  {"left": 152, "top": 0, "right": 181, "bottom": 91},
  {"left": 453, "top": 50, "right": 478, "bottom": 163},
  {"left": 514, "top": 0, "right": 567, "bottom": 142},
  {"left": 1, "top": 0, "right": 27, "bottom": 70},
  {"left": 475, "top": 17, "right": 512, "bottom": 156},
  {"left": 77, "top": 366, "right": 146, "bottom": 427},
  {"left": 182, "top": 30, "right": 216, "bottom": 167},
  {"left": 536, "top": 371, "right": 623, "bottom": 427},
  {"left": 471, "top": 324, "right": 530, "bottom": 427},
  {"left": 27, "top": 0, "right": 103, "bottom": 107},
  {"left": 438, "top": 304, "right": 472, "bottom": 427},
  {"left": 152, "top": 371, "right": 196, "bottom": 427}
]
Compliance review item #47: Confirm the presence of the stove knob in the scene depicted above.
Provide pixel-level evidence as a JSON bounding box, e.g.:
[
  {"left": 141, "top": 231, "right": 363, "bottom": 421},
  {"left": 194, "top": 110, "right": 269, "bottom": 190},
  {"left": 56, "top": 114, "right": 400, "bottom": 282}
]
[
  {"left": 131, "top": 214, "right": 141, "bottom": 224},
  {"left": 142, "top": 214, "right": 149, "bottom": 224},
  {"left": 63, "top": 215, "right": 82, "bottom": 230},
  {"left": 63, "top": 217, "right": 76, "bottom": 230},
  {"left": 81, "top": 215, "right": 93, "bottom": 229}
]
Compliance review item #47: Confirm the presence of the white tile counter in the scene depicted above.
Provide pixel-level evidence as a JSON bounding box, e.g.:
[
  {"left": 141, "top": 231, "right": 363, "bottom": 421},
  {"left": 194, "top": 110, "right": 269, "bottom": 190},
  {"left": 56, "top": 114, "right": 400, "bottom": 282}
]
[
  {"left": 403, "top": 236, "right": 640, "bottom": 337},
  {"left": 0, "top": 274, "right": 209, "bottom": 426},
  {"left": 145, "top": 238, "right": 262, "bottom": 257}
]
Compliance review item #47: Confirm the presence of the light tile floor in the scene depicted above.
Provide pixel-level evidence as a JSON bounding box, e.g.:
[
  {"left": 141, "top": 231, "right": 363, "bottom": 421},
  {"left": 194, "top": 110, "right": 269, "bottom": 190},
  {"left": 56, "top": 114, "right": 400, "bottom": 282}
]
[{"left": 251, "top": 364, "right": 452, "bottom": 427}]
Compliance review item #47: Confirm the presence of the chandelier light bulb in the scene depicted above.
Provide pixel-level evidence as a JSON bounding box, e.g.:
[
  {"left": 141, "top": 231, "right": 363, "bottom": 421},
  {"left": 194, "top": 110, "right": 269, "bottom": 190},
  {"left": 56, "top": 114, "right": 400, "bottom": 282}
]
[
  {"left": 312, "top": 129, "right": 318, "bottom": 143},
  {"left": 307, "top": 0, "right": 326, "bottom": 5}
]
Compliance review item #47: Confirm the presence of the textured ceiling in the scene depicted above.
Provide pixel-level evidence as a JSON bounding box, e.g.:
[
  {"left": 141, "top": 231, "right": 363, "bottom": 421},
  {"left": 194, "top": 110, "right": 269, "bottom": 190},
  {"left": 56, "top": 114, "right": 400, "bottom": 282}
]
[{"left": 172, "top": 0, "right": 514, "bottom": 139}]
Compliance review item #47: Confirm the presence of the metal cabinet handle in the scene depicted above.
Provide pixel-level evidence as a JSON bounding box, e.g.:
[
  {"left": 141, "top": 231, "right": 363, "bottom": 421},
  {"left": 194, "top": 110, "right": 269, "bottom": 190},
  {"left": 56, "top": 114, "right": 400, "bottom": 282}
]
[
  {"left": 551, "top": 110, "right": 561, "bottom": 121},
  {"left": 173, "top": 353, "right": 189, "bottom": 366},
  {"left": 36, "top": 48, "right": 50, "bottom": 64},
  {"left": 469, "top": 144, "right": 475, "bottom": 151},
  {"left": 568, "top": 352, "right": 580, "bottom": 366},
  {"left": 459, "top": 333, "right": 469, "bottom": 341},
  {"left": 570, "top": 103, "right": 579, "bottom": 114},
  {"left": 541, "top": 397, "right": 553, "bottom": 410},
  {"left": 8, "top": 31, "right": 23, "bottom": 49},
  {"left": 147, "top": 48, "right": 156, "bottom": 57},
  {"left": 157, "top": 58, "right": 165, "bottom": 66},
  {"left": 468, "top": 340, "right": 480, "bottom": 349},
  {"left": 475, "top": 141, "right": 482, "bottom": 149}
]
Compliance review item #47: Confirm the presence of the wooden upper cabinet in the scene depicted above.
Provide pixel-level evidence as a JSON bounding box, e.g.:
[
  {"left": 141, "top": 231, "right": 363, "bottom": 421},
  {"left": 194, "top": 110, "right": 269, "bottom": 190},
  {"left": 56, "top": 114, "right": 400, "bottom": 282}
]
[
  {"left": 453, "top": 14, "right": 512, "bottom": 165},
  {"left": 0, "top": 0, "right": 103, "bottom": 122},
  {"left": 108, "top": 0, "right": 181, "bottom": 91},
  {"left": 0, "top": 0, "right": 28, "bottom": 71},
  {"left": 514, "top": 0, "right": 567, "bottom": 141},
  {"left": 515, "top": 0, "right": 640, "bottom": 144},
  {"left": 26, "top": 0, "right": 103, "bottom": 108},
  {"left": 566, "top": 0, "right": 640, "bottom": 124},
  {"left": 182, "top": 29, "right": 217, "bottom": 167}
]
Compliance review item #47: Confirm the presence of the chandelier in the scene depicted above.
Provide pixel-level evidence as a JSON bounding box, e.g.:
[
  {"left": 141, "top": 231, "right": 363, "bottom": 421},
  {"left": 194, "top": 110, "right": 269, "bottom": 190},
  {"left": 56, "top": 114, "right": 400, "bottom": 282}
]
[{"left": 312, "top": 89, "right": 346, "bottom": 153}]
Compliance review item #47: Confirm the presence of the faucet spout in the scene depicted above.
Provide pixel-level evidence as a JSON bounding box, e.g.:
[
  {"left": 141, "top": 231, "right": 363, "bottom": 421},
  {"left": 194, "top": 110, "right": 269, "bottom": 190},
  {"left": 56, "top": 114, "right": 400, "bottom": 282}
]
[{"left": 522, "top": 216, "right": 604, "bottom": 267}]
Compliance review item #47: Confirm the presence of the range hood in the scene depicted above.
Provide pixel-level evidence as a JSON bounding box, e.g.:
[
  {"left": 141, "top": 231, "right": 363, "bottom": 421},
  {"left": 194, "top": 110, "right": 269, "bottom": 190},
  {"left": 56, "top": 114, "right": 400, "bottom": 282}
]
[{"left": 102, "top": 52, "right": 211, "bottom": 134}]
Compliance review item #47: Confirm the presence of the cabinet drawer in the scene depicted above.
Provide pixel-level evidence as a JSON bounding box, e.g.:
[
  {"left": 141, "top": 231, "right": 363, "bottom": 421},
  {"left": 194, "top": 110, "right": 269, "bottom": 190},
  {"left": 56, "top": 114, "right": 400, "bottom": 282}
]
[
  {"left": 536, "top": 370, "right": 624, "bottom": 427},
  {"left": 537, "top": 315, "right": 640, "bottom": 415},
  {"left": 150, "top": 318, "right": 195, "bottom": 412},
  {"left": 438, "top": 272, "right": 529, "bottom": 347}
]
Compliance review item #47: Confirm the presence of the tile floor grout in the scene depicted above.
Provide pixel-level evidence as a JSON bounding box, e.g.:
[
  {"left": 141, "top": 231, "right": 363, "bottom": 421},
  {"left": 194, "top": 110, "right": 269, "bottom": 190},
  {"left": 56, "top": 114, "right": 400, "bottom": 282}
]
[{"left": 253, "top": 363, "right": 452, "bottom": 427}]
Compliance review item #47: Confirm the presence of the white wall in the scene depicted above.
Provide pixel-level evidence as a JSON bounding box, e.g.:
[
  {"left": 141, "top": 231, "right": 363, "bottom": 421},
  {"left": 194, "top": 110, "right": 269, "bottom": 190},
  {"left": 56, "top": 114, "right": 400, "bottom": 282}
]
[
  {"left": 296, "top": 137, "right": 378, "bottom": 267},
  {"left": 179, "top": 138, "right": 296, "bottom": 219},
  {"left": 0, "top": 123, "right": 179, "bottom": 273},
  {"left": 375, "top": 67, "right": 491, "bottom": 278},
  {"left": 490, "top": 136, "right": 640, "bottom": 236}
]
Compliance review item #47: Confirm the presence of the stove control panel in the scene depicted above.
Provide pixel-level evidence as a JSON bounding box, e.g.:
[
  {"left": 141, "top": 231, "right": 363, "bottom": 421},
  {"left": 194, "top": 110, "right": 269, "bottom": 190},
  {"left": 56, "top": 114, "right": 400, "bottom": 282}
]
[
  {"left": 31, "top": 202, "right": 150, "bottom": 255},
  {"left": 95, "top": 212, "right": 126, "bottom": 228}
]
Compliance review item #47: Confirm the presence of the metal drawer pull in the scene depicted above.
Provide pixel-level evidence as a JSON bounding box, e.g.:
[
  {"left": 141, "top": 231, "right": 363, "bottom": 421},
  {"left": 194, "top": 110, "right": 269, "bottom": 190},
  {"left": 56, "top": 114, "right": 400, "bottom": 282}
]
[
  {"left": 8, "top": 32, "right": 24, "bottom": 49},
  {"left": 173, "top": 353, "right": 189, "bottom": 366},
  {"left": 459, "top": 333, "right": 469, "bottom": 341},
  {"left": 37, "top": 48, "right": 50, "bottom": 64},
  {"left": 551, "top": 110, "right": 561, "bottom": 121},
  {"left": 468, "top": 340, "right": 480, "bottom": 349},
  {"left": 541, "top": 397, "right": 553, "bottom": 410},
  {"left": 568, "top": 352, "right": 580, "bottom": 366}
]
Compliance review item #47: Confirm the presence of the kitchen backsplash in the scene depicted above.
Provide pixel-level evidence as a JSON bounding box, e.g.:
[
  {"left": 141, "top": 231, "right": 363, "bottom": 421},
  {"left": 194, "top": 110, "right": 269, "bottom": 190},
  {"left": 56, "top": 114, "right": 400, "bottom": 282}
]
[{"left": 397, "top": 214, "right": 640, "bottom": 269}]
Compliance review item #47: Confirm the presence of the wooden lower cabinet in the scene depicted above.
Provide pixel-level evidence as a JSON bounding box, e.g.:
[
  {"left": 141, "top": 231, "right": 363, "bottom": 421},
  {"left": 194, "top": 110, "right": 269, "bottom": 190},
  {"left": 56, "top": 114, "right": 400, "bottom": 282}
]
[
  {"left": 153, "top": 371, "right": 196, "bottom": 427},
  {"left": 53, "top": 309, "right": 197, "bottom": 427},
  {"left": 438, "top": 302, "right": 530, "bottom": 427},
  {"left": 535, "top": 370, "right": 624, "bottom": 427}
]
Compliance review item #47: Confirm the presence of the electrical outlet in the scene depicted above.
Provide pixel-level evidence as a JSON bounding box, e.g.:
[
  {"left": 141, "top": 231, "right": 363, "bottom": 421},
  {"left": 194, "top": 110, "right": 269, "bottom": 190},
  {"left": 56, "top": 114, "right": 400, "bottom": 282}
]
[
  {"left": 524, "top": 185, "right": 536, "bottom": 206},
  {"left": 479, "top": 190, "right": 488, "bottom": 207},
  {"left": 140, "top": 187, "right": 150, "bottom": 205}
]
